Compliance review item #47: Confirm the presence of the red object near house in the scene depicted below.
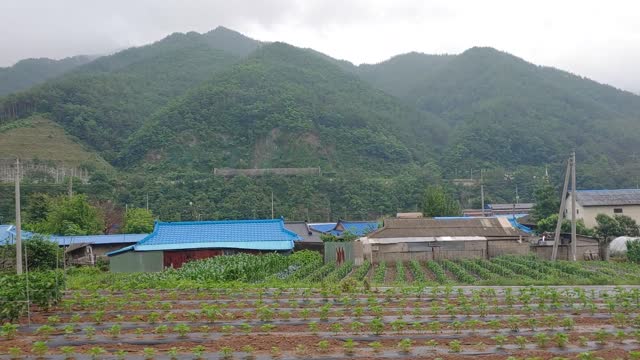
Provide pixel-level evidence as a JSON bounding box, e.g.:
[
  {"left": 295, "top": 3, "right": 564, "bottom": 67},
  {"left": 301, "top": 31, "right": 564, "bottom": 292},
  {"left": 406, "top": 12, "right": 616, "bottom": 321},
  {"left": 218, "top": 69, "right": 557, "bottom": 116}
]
[{"left": 163, "top": 249, "right": 223, "bottom": 268}]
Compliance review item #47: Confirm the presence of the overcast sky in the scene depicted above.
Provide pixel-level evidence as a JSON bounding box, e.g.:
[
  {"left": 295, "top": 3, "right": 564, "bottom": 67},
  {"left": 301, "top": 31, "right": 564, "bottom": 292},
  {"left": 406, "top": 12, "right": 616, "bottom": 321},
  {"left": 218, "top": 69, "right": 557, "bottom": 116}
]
[{"left": 2, "top": 0, "right": 639, "bottom": 93}]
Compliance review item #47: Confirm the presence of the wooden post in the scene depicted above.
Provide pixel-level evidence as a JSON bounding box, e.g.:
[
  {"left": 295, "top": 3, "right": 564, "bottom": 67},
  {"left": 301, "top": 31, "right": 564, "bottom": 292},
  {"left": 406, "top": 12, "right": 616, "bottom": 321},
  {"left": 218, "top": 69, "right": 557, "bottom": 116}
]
[
  {"left": 15, "top": 158, "right": 23, "bottom": 275},
  {"left": 551, "top": 158, "right": 572, "bottom": 261},
  {"left": 570, "top": 152, "right": 577, "bottom": 261}
]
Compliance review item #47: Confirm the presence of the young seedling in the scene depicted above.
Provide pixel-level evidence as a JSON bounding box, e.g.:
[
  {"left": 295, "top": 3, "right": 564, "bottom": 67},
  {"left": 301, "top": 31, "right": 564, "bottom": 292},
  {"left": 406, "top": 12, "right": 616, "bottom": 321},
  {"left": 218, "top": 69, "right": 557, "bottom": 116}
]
[
  {"left": 155, "top": 324, "right": 169, "bottom": 337},
  {"left": 492, "top": 335, "right": 507, "bottom": 349},
  {"left": 9, "top": 347, "right": 22, "bottom": 360},
  {"left": 449, "top": 340, "right": 462, "bottom": 353},
  {"left": 75, "top": 323, "right": 92, "bottom": 339},
  {"left": 1, "top": 323, "right": 18, "bottom": 340},
  {"left": 370, "top": 318, "right": 385, "bottom": 335},
  {"left": 317, "top": 340, "right": 330, "bottom": 353},
  {"left": 35, "top": 325, "right": 55, "bottom": 339},
  {"left": 107, "top": 324, "right": 121, "bottom": 339},
  {"left": 397, "top": 338, "right": 413, "bottom": 354},
  {"left": 534, "top": 333, "right": 550, "bottom": 348},
  {"left": 369, "top": 341, "right": 383, "bottom": 353},
  {"left": 343, "top": 338, "right": 357, "bottom": 356},
  {"left": 270, "top": 346, "right": 282, "bottom": 359},
  {"left": 60, "top": 346, "right": 75, "bottom": 360},
  {"left": 87, "top": 347, "right": 106, "bottom": 360},
  {"left": 192, "top": 345, "right": 206, "bottom": 360},
  {"left": 143, "top": 348, "right": 156, "bottom": 360},
  {"left": 220, "top": 346, "right": 233, "bottom": 360},
  {"left": 242, "top": 345, "right": 255, "bottom": 360},
  {"left": 555, "top": 332, "right": 569, "bottom": 348},
  {"left": 166, "top": 347, "right": 179, "bottom": 360},
  {"left": 114, "top": 350, "right": 127, "bottom": 360}
]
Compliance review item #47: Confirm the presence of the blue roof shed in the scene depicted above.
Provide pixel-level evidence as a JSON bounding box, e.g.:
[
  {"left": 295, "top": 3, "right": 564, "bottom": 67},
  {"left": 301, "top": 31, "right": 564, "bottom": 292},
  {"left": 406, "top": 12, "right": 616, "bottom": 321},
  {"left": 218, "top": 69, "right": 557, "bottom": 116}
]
[{"left": 108, "top": 218, "right": 299, "bottom": 256}]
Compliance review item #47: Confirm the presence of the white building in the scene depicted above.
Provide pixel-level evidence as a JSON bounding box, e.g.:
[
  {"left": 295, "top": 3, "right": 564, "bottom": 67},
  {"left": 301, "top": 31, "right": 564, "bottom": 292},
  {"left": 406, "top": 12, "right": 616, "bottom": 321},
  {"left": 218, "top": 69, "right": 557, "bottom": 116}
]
[{"left": 565, "top": 189, "right": 640, "bottom": 228}]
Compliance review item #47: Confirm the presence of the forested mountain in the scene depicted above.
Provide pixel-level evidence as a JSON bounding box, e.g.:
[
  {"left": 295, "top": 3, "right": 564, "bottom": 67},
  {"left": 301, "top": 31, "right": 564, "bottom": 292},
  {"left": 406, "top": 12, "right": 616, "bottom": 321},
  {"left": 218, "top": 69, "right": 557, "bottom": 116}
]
[
  {"left": 0, "top": 27, "right": 260, "bottom": 160},
  {"left": 121, "top": 42, "right": 446, "bottom": 174},
  {"left": 0, "top": 55, "right": 94, "bottom": 96},
  {"left": 2, "top": 28, "right": 640, "bottom": 223},
  {"left": 358, "top": 47, "right": 640, "bottom": 180}
]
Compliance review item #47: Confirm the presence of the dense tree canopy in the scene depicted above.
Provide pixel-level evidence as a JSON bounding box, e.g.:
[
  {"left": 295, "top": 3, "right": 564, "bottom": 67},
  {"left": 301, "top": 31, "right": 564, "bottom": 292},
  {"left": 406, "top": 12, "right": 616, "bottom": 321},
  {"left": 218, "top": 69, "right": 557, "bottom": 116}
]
[
  {"left": 421, "top": 185, "right": 461, "bottom": 217},
  {"left": 123, "top": 208, "right": 155, "bottom": 234}
]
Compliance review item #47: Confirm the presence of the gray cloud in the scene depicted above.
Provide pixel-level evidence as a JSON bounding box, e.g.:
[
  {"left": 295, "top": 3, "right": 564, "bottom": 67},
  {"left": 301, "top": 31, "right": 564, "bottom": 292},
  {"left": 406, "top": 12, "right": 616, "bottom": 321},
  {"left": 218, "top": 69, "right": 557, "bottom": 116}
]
[{"left": 1, "top": 0, "right": 639, "bottom": 92}]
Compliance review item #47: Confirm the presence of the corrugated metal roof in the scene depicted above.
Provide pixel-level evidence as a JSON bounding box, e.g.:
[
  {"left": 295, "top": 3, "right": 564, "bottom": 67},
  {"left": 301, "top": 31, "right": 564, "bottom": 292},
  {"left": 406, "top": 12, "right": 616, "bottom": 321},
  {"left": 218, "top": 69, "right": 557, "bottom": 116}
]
[
  {"left": 369, "top": 218, "right": 526, "bottom": 238},
  {"left": 0, "top": 225, "right": 12, "bottom": 243},
  {"left": 285, "top": 222, "right": 323, "bottom": 243},
  {"left": 575, "top": 189, "right": 640, "bottom": 206},
  {"left": 335, "top": 221, "right": 379, "bottom": 236},
  {"left": 50, "top": 234, "right": 147, "bottom": 246},
  {"left": 308, "top": 223, "right": 337, "bottom": 233},
  {"left": 113, "top": 218, "right": 299, "bottom": 254},
  {"left": 309, "top": 221, "right": 379, "bottom": 236}
]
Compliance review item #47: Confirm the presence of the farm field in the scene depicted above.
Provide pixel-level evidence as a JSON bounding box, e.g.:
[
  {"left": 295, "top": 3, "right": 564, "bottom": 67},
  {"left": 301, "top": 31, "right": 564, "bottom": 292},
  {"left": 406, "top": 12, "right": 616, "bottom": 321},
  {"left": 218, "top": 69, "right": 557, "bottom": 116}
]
[{"left": 3, "top": 254, "right": 640, "bottom": 359}]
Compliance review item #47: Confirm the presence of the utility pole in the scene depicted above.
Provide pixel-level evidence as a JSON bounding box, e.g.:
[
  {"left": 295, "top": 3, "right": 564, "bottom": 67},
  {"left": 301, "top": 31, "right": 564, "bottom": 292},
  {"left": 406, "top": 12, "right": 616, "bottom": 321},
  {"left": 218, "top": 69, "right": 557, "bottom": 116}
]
[
  {"left": 15, "top": 158, "right": 23, "bottom": 275},
  {"left": 480, "top": 169, "right": 486, "bottom": 217},
  {"left": 570, "top": 152, "right": 577, "bottom": 261},
  {"left": 271, "top": 191, "right": 274, "bottom": 219},
  {"left": 551, "top": 157, "right": 572, "bottom": 261},
  {"left": 146, "top": 193, "right": 149, "bottom": 211},
  {"left": 481, "top": 185, "right": 485, "bottom": 217}
]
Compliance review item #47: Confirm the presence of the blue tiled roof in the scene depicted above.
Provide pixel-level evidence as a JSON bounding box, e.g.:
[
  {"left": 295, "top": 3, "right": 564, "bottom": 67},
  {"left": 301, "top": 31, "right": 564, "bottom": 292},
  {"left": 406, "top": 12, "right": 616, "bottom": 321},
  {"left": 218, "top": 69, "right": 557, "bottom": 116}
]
[{"left": 109, "top": 218, "right": 299, "bottom": 255}]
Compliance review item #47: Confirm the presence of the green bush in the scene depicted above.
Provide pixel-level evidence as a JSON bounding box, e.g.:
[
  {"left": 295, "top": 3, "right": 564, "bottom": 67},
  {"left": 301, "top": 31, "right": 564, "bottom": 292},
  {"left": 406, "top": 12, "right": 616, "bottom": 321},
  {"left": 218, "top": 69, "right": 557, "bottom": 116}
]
[
  {"left": 627, "top": 239, "right": 640, "bottom": 263},
  {"left": 0, "top": 270, "right": 64, "bottom": 321}
]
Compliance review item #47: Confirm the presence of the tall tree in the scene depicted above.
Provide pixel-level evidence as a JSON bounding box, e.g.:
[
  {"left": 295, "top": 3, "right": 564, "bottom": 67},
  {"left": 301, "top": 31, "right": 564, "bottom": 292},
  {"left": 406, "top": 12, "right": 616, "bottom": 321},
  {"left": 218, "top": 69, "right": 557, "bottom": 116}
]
[
  {"left": 595, "top": 214, "right": 640, "bottom": 261},
  {"left": 531, "top": 180, "right": 559, "bottom": 221},
  {"left": 31, "top": 195, "right": 104, "bottom": 235},
  {"left": 421, "top": 185, "right": 461, "bottom": 217},
  {"left": 124, "top": 208, "right": 155, "bottom": 234}
]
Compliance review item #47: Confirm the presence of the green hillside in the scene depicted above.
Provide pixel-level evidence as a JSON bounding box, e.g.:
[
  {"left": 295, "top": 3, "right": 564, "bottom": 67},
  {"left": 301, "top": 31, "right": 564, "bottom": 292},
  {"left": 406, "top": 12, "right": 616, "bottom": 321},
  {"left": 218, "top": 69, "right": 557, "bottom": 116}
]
[
  {"left": 0, "top": 116, "right": 110, "bottom": 168},
  {"left": 0, "top": 27, "right": 260, "bottom": 161},
  {"left": 120, "top": 42, "right": 446, "bottom": 174},
  {"left": 0, "top": 55, "right": 94, "bottom": 96},
  {"left": 358, "top": 47, "right": 640, "bottom": 179}
]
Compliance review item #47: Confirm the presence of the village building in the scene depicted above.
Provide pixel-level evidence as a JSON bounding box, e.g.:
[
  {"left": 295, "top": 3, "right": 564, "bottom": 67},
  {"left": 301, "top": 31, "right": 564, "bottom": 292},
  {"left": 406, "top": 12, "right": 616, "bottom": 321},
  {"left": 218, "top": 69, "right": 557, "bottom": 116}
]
[
  {"left": 285, "top": 221, "right": 323, "bottom": 252},
  {"left": 52, "top": 234, "right": 147, "bottom": 265},
  {"left": 107, "top": 218, "right": 299, "bottom": 272},
  {"left": 356, "top": 217, "right": 531, "bottom": 264},
  {"left": 530, "top": 233, "right": 600, "bottom": 260},
  {"left": 565, "top": 189, "right": 640, "bottom": 228}
]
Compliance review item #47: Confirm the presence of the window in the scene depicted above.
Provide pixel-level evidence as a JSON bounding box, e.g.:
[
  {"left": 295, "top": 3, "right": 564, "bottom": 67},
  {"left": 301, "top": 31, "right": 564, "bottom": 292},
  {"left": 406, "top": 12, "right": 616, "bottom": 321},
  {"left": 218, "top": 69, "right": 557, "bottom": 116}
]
[{"left": 614, "top": 208, "right": 623, "bottom": 214}]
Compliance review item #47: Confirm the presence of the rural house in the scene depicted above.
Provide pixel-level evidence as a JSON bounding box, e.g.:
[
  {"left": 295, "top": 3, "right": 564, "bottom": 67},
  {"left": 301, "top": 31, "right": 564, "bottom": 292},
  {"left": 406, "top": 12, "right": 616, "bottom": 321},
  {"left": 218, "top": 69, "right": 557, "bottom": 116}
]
[
  {"left": 356, "top": 217, "right": 531, "bottom": 264},
  {"left": 52, "top": 234, "right": 147, "bottom": 265},
  {"left": 107, "top": 218, "right": 299, "bottom": 272},
  {"left": 286, "top": 221, "right": 324, "bottom": 252},
  {"left": 565, "top": 189, "right": 640, "bottom": 227}
]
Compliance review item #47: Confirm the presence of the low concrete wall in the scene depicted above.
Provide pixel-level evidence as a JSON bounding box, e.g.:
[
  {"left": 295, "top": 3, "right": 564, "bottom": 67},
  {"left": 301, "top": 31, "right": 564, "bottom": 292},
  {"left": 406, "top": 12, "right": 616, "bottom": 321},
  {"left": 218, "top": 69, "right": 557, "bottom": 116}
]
[
  {"left": 367, "top": 240, "right": 487, "bottom": 264},
  {"left": 487, "top": 239, "right": 530, "bottom": 258},
  {"left": 531, "top": 243, "right": 600, "bottom": 260}
]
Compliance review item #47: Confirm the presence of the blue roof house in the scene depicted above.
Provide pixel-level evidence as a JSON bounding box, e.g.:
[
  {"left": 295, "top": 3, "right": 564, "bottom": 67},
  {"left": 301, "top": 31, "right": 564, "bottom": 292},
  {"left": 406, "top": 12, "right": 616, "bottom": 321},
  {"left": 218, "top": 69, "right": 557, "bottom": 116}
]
[{"left": 107, "top": 218, "right": 299, "bottom": 272}]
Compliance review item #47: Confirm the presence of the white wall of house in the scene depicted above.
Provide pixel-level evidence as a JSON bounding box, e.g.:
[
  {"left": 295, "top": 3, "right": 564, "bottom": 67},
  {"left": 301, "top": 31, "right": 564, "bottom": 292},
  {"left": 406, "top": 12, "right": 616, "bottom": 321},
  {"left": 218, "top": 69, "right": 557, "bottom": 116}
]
[{"left": 566, "top": 193, "right": 640, "bottom": 227}]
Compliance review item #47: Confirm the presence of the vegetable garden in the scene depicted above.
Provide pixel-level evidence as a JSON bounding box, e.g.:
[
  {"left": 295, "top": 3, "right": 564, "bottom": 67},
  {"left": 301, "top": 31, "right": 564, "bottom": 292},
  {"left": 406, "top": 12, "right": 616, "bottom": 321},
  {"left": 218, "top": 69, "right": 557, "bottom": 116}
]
[{"left": 3, "top": 253, "right": 640, "bottom": 359}]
